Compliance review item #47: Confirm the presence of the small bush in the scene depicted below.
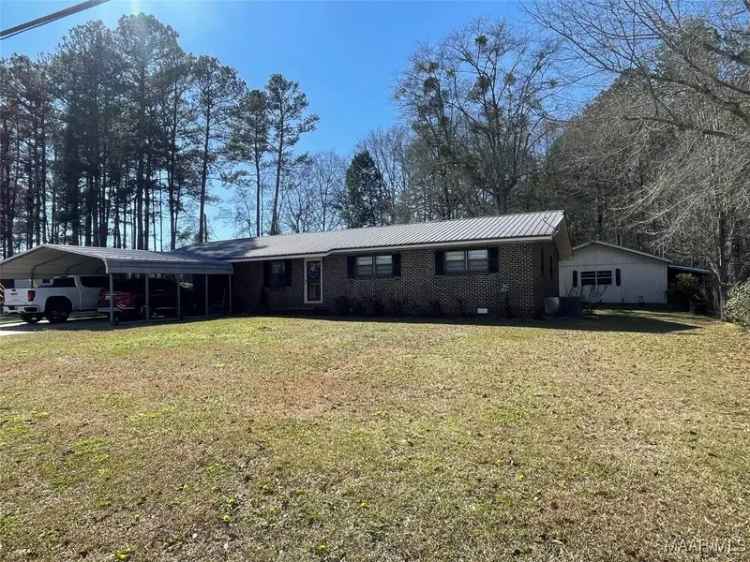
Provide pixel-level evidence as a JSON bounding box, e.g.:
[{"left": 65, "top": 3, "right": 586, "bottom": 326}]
[
  {"left": 504, "top": 293, "right": 513, "bottom": 319},
  {"left": 370, "top": 298, "right": 385, "bottom": 316},
  {"left": 456, "top": 298, "right": 466, "bottom": 317},
  {"left": 430, "top": 300, "right": 442, "bottom": 317},
  {"left": 333, "top": 296, "right": 350, "bottom": 316},
  {"left": 669, "top": 273, "right": 706, "bottom": 312},
  {"left": 725, "top": 280, "right": 750, "bottom": 326},
  {"left": 351, "top": 299, "right": 366, "bottom": 316},
  {"left": 388, "top": 298, "right": 404, "bottom": 316}
]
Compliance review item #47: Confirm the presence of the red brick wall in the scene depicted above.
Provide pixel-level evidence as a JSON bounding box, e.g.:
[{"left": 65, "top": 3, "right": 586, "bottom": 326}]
[{"left": 232, "top": 241, "right": 556, "bottom": 317}]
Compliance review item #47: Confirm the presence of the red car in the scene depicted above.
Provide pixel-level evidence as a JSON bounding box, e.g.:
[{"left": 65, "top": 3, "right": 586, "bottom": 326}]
[{"left": 98, "top": 278, "right": 180, "bottom": 320}]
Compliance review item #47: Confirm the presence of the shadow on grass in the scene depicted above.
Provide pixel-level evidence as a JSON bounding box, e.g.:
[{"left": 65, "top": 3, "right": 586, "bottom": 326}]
[
  {"left": 0, "top": 313, "right": 223, "bottom": 335},
  {"left": 257, "top": 309, "right": 703, "bottom": 334},
  {"left": 0, "top": 309, "right": 702, "bottom": 336}
]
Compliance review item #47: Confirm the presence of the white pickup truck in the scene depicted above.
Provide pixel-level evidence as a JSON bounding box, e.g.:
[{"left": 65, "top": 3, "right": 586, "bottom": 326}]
[{"left": 2, "top": 275, "right": 107, "bottom": 324}]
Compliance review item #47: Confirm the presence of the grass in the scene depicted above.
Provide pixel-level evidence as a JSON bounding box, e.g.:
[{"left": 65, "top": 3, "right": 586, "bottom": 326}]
[{"left": 0, "top": 310, "right": 748, "bottom": 561}]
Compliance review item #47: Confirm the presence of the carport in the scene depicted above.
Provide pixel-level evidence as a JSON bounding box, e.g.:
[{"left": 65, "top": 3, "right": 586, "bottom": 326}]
[{"left": 0, "top": 244, "right": 234, "bottom": 324}]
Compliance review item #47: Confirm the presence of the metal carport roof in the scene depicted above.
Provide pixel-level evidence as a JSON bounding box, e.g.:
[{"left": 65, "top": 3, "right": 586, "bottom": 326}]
[{"left": 0, "top": 244, "right": 233, "bottom": 279}]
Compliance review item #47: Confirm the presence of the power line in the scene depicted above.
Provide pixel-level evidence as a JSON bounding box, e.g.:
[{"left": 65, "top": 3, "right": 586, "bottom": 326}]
[{"left": 1, "top": 0, "right": 111, "bottom": 40}]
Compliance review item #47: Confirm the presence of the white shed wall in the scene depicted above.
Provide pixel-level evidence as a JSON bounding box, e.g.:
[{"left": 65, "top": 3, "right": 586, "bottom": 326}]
[{"left": 559, "top": 244, "right": 668, "bottom": 304}]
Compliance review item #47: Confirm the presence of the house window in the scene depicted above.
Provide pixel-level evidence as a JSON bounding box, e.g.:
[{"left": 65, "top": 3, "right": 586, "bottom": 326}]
[
  {"left": 356, "top": 256, "right": 373, "bottom": 278},
  {"left": 375, "top": 255, "right": 393, "bottom": 277},
  {"left": 467, "top": 249, "right": 489, "bottom": 273},
  {"left": 597, "top": 270, "right": 613, "bottom": 285},
  {"left": 616, "top": 268, "right": 622, "bottom": 286},
  {"left": 269, "top": 260, "right": 287, "bottom": 288},
  {"left": 352, "top": 254, "right": 398, "bottom": 278},
  {"left": 581, "top": 271, "right": 597, "bottom": 286},
  {"left": 437, "top": 248, "right": 496, "bottom": 275},
  {"left": 572, "top": 270, "right": 578, "bottom": 287},
  {"left": 445, "top": 250, "right": 467, "bottom": 274}
]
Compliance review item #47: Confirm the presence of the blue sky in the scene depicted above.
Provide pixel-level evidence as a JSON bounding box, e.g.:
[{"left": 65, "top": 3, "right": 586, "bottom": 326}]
[
  {"left": 1, "top": 0, "right": 536, "bottom": 239},
  {"left": 2, "top": 0, "right": 532, "bottom": 154}
]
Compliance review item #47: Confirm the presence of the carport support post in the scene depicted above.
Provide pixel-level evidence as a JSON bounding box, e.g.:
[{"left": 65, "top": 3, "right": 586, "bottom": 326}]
[
  {"left": 109, "top": 274, "right": 114, "bottom": 325},
  {"left": 144, "top": 275, "right": 150, "bottom": 320},
  {"left": 204, "top": 273, "right": 209, "bottom": 317},
  {"left": 176, "top": 275, "right": 182, "bottom": 320},
  {"left": 228, "top": 275, "right": 233, "bottom": 315}
]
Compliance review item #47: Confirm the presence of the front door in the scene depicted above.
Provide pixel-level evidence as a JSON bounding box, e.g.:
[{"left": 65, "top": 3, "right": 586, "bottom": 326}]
[{"left": 305, "top": 259, "right": 322, "bottom": 304}]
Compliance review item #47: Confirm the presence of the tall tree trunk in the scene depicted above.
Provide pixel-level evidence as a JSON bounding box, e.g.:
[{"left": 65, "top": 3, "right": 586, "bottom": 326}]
[
  {"left": 271, "top": 126, "right": 284, "bottom": 235},
  {"left": 198, "top": 105, "right": 212, "bottom": 243}
]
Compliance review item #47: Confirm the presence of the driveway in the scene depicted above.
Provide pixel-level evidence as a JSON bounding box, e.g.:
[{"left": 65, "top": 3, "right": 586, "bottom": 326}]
[{"left": 0, "top": 315, "right": 108, "bottom": 336}]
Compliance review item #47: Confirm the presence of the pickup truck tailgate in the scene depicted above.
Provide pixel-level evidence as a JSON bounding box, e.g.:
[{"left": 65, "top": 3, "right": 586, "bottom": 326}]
[{"left": 4, "top": 288, "right": 29, "bottom": 306}]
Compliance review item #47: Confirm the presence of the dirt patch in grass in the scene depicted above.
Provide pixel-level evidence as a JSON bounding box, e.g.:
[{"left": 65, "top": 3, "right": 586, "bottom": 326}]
[{"left": 1, "top": 310, "right": 748, "bottom": 561}]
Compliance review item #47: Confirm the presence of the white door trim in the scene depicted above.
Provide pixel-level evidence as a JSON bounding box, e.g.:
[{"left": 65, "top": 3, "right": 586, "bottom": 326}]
[{"left": 304, "top": 258, "right": 323, "bottom": 304}]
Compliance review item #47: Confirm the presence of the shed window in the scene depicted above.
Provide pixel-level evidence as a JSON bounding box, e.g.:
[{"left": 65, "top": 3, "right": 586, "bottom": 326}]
[
  {"left": 597, "top": 270, "right": 613, "bottom": 285},
  {"left": 581, "top": 271, "right": 597, "bottom": 286}
]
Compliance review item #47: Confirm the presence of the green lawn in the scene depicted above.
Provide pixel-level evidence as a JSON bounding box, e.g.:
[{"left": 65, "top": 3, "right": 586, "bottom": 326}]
[{"left": 1, "top": 311, "right": 748, "bottom": 561}]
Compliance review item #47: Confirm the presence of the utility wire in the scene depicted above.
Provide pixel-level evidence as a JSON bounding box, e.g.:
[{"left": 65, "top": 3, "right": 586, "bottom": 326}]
[{"left": 1, "top": 0, "right": 111, "bottom": 40}]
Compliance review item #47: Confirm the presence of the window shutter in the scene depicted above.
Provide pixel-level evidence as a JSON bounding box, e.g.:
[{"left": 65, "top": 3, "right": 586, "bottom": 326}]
[
  {"left": 540, "top": 247, "right": 545, "bottom": 275},
  {"left": 285, "top": 260, "right": 292, "bottom": 287},
  {"left": 393, "top": 254, "right": 401, "bottom": 277},
  {"left": 435, "top": 251, "right": 445, "bottom": 275},
  {"left": 347, "top": 256, "right": 355, "bottom": 279},
  {"left": 263, "top": 262, "right": 271, "bottom": 287},
  {"left": 572, "top": 270, "right": 578, "bottom": 287},
  {"left": 488, "top": 247, "right": 498, "bottom": 273},
  {"left": 616, "top": 268, "right": 621, "bottom": 286}
]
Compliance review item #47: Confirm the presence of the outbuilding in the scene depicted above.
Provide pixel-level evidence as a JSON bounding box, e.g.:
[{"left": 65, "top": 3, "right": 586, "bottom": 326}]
[{"left": 559, "top": 240, "right": 682, "bottom": 305}]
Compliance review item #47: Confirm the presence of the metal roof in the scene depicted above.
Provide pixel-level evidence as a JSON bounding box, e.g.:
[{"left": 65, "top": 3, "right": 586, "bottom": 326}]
[
  {"left": 0, "top": 244, "right": 233, "bottom": 279},
  {"left": 181, "top": 210, "right": 568, "bottom": 261},
  {"left": 572, "top": 241, "right": 672, "bottom": 263}
]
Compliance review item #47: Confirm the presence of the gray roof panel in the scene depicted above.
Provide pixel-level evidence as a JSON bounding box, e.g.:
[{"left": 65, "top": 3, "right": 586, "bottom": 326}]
[
  {"left": 0, "top": 244, "right": 233, "bottom": 279},
  {"left": 181, "top": 211, "right": 565, "bottom": 261}
]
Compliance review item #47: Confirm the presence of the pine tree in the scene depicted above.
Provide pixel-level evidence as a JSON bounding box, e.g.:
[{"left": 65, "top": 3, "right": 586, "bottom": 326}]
[{"left": 342, "top": 151, "right": 390, "bottom": 228}]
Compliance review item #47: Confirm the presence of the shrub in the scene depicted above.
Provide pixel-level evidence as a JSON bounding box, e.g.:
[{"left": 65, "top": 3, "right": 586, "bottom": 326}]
[
  {"left": 456, "top": 298, "right": 466, "bottom": 317},
  {"left": 669, "top": 273, "right": 706, "bottom": 312},
  {"left": 725, "top": 280, "right": 750, "bottom": 326},
  {"left": 388, "top": 298, "right": 404, "bottom": 316},
  {"left": 351, "top": 299, "right": 367, "bottom": 316},
  {"left": 430, "top": 300, "right": 442, "bottom": 317},
  {"left": 333, "top": 296, "right": 350, "bottom": 316},
  {"left": 371, "top": 298, "right": 385, "bottom": 316}
]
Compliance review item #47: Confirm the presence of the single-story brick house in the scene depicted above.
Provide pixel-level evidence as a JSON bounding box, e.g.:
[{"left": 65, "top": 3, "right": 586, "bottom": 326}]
[{"left": 183, "top": 210, "right": 571, "bottom": 318}]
